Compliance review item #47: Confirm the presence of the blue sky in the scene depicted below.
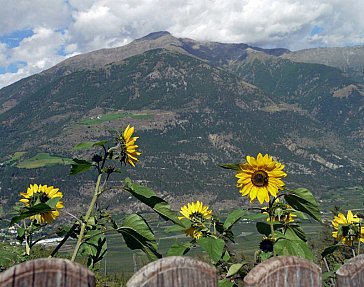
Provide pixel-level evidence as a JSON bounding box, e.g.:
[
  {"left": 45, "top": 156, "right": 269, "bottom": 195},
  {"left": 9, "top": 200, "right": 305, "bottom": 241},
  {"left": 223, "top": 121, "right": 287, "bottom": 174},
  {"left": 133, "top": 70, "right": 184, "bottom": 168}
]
[{"left": 0, "top": 0, "right": 363, "bottom": 89}]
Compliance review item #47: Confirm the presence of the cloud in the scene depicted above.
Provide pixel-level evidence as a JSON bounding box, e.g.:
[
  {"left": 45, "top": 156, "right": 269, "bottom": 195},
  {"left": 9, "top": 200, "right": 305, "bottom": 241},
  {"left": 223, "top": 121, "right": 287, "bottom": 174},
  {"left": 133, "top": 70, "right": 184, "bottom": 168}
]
[
  {"left": 11, "top": 27, "right": 65, "bottom": 66},
  {"left": 0, "top": 0, "right": 364, "bottom": 88},
  {"left": 0, "top": 0, "right": 71, "bottom": 34}
]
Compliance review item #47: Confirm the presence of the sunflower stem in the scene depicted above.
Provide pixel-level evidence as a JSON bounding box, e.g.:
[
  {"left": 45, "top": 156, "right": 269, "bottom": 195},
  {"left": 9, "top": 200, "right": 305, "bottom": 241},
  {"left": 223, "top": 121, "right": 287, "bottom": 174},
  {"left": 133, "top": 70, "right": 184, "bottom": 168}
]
[
  {"left": 358, "top": 239, "right": 361, "bottom": 256},
  {"left": 323, "top": 257, "right": 335, "bottom": 286},
  {"left": 71, "top": 173, "right": 102, "bottom": 262},
  {"left": 268, "top": 199, "right": 277, "bottom": 256},
  {"left": 50, "top": 223, "right": 78, "bottom": 257}
]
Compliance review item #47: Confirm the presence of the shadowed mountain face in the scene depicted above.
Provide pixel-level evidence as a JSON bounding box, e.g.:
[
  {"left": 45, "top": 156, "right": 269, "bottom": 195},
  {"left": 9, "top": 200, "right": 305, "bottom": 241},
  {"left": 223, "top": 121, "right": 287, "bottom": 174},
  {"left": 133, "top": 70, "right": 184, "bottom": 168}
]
[{"left": 0, "top": 31, "right": 363, "bottom": 208}]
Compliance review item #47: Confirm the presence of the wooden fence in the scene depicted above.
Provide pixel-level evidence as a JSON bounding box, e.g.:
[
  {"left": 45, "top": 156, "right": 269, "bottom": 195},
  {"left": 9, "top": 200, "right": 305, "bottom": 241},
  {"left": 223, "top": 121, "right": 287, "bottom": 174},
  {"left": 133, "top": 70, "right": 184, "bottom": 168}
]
[
  {"left": 0, "top": 258, "right": 95, "bottom": 287},
  {"left": 0, "top": 255, "right": 363, "bottom": 287}
]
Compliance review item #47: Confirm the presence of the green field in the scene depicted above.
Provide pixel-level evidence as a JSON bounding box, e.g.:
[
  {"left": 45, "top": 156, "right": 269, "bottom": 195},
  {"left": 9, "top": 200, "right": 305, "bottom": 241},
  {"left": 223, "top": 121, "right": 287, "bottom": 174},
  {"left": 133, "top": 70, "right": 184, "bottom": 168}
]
[
  {"left": 16, "top": 153, "right": 73, "bottom": 169},
  {"left": 98, "top": 218, "right": 324, "bottom": 275},
  {"left": 78, "top": 112, "right": 153, "bottom": 125},
  {"left": 3, "top": 151, "right": 26, "bottom": 166},
  {"left": 319, "top": 186, "right": 364, "bottom": 214}
]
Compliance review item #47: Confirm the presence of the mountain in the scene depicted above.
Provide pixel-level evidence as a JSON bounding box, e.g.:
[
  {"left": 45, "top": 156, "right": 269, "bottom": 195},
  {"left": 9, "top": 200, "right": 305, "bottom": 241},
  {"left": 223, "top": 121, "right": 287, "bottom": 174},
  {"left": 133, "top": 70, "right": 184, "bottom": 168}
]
[
  {"left": 281, "top": 46, "right": 364, "bottom": 84},
  {"left": 0, "top": 31, "right": 363, "bottom": 212}
]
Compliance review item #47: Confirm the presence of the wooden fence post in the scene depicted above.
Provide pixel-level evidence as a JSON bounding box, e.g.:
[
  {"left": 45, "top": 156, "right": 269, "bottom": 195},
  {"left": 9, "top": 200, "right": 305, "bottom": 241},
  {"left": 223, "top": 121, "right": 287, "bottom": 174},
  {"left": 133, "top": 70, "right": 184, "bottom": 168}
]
[
  {"left": 243, "top": 256, "right": 321, "bottom": 287},
  {"left": 126, "top": 256, "right": 218, "bottom": 287},
  {"left": 336, "top": 254, "right": 364, "bottom": 287},
  {"left": 0, "top": 258, "right": 96, "bottom": 287}
]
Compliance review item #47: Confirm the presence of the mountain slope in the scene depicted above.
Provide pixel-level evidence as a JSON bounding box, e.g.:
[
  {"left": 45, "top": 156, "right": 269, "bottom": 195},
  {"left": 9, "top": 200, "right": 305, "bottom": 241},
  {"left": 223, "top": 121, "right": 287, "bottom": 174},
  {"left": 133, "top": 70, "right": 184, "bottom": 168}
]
[
  {"left": 0, "top": 32, "right": 363, "bottom": 211},
  {"left": 230, "top": 49, "right": 364, "bottom": 137},
  {"left": 281, "top": 46, "right": 364, "bottom": 83}
]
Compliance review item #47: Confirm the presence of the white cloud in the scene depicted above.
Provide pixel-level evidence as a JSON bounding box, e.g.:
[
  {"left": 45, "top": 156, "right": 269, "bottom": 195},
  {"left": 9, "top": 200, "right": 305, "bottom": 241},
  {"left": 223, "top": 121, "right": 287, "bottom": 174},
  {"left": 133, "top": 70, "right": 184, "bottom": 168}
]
[
  {"left": 0, "top": 0, "right": 70, "bottom": 34},
  {"left": 0, "top": 43, "right": 8, "bottom": 66},
  {"left": 11, "top": 27, "right": 65, "bottom": 65},
  {"left": 1, "top": 0, "right": 364, "bottom": 88}
]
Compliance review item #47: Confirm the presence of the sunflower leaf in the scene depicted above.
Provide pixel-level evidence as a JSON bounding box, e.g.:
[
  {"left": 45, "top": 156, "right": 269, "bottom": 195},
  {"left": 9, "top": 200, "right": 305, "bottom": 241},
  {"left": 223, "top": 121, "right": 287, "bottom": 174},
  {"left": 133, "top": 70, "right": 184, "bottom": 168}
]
[
  {"left": 70, "top": 158, "right": 94, "bottom": 175},
  {"left": 274, "top": 238, "right": 314, "bottom": 260},
  {"left": 321, "top": 244, "right": 341, "bottom": 258},
  {"left": 80, "top": 230, "right": 107, "bottom": 268},
  {"left": 73, "top": 142, "right": 97, "bottom": 150},
  {"left": 284, "top": 225, "right": 307, "bottom": 242},
  {"left": 10, "top": 203, "right": 53, "bottom": 225},
  {"left": 92, "top": 140, "right": 108, "bottom": 147},
  {"left": 227, "top": 262, "right": 248, "bottom": 277},
  {"left": 73, "top": 140, "right": 108, "bottom": 150},
  {"left": 256, "top": 222, "right": 283, "bottom": 237},
  {"left": 218, "top": 163, "right": 240, "bottom": 171},
  {"left": 197, "top": 237, "right": 225, "bottom": 264},
  {"left": 164, "top": 224, "right": 189, "bottom": 233},
  {"left": 218, "top": 279, "right": 235, "bottom": 287},
  {"left": 116, "top": 214, "right": 161, "bottom": 260},
  {"left": 123, "top": 179, "right": 184, "bottom": 227},
  {"left": 46, "top": 197, "right": 61, "bottom": 209},
  {"left": 166, "top": 242, "right": 192, "bottom": 256},
  {"left": 223, "top": 209, "right": 248, "bottom": 230},
  {"left": 284, "top": 188, "right": 322, "bottom": 223}
]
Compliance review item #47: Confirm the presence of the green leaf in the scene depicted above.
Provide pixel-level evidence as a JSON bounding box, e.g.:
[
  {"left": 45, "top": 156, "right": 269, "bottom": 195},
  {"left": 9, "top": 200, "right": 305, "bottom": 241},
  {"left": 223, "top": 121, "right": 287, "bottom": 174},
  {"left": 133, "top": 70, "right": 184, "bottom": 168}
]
[
  {"left": 222, "top": 251, "right": 231, "bottom": 262},
  {"left": 122, "top": 214, "right": 155, "bottom": 241},
  {"left": 70, "top": 158, "right": 94, "bottom": 175},
  {"left": 80, "top": 230, "right": 107, "bottom": 268},
  {"left": 10, "top": 203, "right": 54, "bottom": 225},
  {"left": 256, "top": 222, "right": 282, "bottom": 237},
  {"left": 223, "top": 209, "right": 247, "bottom": 230},
  {"left": 73, "top": 140, "right": 108, "bottom": 150},
  {"left": 92, "top": 140, "right": 108, "bottom": 147},
  {"left": 73, "top": 142, "right": 97, "bottom": 150},
  {"left": 124, "top": 179, "right": 184, "bottom": 226},
  {"left": 322, "top": 271, "right": 335, "bottom": 281},
  {"left": 256, "top": 222, "right": 272, "bottom": 236},
  {"left": 46, "top": 197, "right": 61, "bottom": 209},
  {"left": 218, "top": 163, "right": 240, "bottom": 171},
  {"left": 321, "top": 244, "right": 341, "bottom": 258},
  {"left": 197, "top": 237, "right": 225, "bottom": 264},
  {"left": 227, "top": 262, "right": 247, "bottom": 277},
  {"left": 223, "top": 209, "right": 268, "bottom": 231},
  {"left": 167, "top": 242, "right": 192, "bottom": 256},
  {"left": 117, "top": 214, "right": 161, "bottom": 260},
  {"left": 218, "top": 279, "right": 235, "bottom": 287},
  {"left": 284, "top": 225, "right": 306, "bottom": 242},
  {"left": 284, "top": 188, "right": 322, "bottom": 223},
  {"left": 164, "top": 224, "right": 188, "bottom": 233},
  {"left": 16, "top": 228, "right": 25, "bottom": 238},
  {"left": 274, "top": 238, "right": 314, "bottom": 260},
  {"left": 260, "top": 251, "right": 273, "bottom": 261},
  {"left": 0, "top": 247, "right": 23, "bottom": 267}
]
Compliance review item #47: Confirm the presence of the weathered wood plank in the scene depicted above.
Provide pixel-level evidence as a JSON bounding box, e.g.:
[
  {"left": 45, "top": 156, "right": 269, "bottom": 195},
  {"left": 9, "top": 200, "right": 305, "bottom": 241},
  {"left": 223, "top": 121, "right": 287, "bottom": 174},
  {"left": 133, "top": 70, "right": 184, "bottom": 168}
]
[
  {"left": 0, "top": 258, "right": 96, "bottom": 287},
  {"left": 243, "top": 256, "right": 321, "bottom": 287},
  {"left": 126, "top": 256, "right": 218, "bottom": 287},
  {"left": 336, "top": 254, "right": 364, "bottom": 287}
]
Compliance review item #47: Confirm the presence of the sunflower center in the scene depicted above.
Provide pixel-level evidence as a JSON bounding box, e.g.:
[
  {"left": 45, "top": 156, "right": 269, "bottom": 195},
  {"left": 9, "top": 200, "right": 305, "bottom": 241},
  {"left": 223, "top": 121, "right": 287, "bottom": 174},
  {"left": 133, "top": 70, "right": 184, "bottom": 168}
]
[
  {"left": 189, "top": 212, "right": 204, "bottom": 222},
  {"left": 252, "top": 171, "right": 269, "bottom": 187}
]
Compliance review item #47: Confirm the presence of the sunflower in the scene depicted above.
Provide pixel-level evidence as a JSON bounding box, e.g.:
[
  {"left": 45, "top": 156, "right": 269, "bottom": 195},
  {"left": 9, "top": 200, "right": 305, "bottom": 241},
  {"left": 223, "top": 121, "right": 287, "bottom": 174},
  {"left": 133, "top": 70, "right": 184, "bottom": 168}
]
[
  {"left": 178, "top": 201, "right": 212, "bottom": 223},
  {"left": 262, "top": 202, "right": 296, "bottom": 223},
  {"left": 332, "top": 210, "right": 364, "bottom": 246},
  {"left": 118, "top": 124, "right": 141, "bottom": 167},
  {"left": 184, "top": 227, "right": 203, "bottom": 240},
  {"left": 236, "top": 153, "right": 287, "bottom": 204},
  {"left": 19, "top": 184, "right": 64, "bottom": 224},
  {"left": 259, "top": 236, "right": 274, "bottom": 253}
]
